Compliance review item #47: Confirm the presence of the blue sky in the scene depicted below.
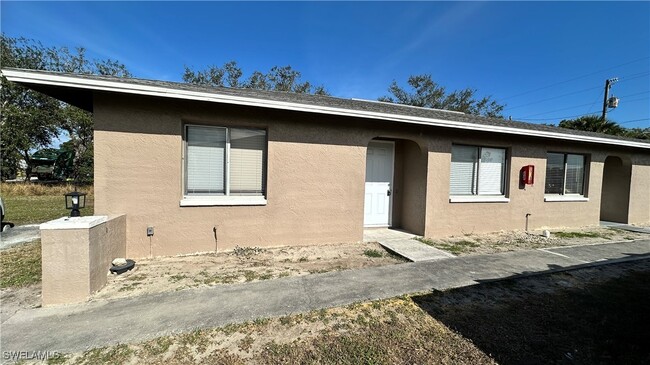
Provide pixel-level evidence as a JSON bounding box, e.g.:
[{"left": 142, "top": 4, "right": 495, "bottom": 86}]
[{"left": 2, "top": 1, "right": 649, "bottom": 129}]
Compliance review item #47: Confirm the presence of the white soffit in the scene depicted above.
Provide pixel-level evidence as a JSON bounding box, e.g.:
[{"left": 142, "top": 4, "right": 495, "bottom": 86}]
[{"left": 3, "top": 69, "right": 649, "bottom": 150}]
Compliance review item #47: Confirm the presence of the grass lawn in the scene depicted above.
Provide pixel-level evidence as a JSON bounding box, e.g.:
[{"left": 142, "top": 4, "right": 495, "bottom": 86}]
[
  {"left": 1, "top": 183, "right": 94, "bottom": 226},
  {"left": 414, "top": 260, "right": 650, "bottom": 365},
  {"left": 47, "top": 297, "right": 495, "bottom": 365},
  {"left": 0, "top": 240, "right": 41, "bottom": 288}
]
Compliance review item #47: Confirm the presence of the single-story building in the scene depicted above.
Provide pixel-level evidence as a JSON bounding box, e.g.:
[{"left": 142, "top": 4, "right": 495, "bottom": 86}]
[{"left": 3, "top": 68, "right": 650, "bottom": 258}]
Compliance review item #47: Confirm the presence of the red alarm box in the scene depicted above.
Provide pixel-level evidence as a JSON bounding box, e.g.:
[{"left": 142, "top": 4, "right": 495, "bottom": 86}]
[{"left": 521, "top": 165, "right": 535, "bottom": 185}]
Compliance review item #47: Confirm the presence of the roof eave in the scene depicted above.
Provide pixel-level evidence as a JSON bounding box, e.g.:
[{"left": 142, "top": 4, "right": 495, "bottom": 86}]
[{"left": 2, "top": 68, "right": 648, "bottom": 150}]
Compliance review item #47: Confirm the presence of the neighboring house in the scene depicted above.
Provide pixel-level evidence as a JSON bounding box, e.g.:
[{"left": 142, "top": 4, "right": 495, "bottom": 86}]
[{"left": 3, "top": 68, "right": 649, "bottom": 258}]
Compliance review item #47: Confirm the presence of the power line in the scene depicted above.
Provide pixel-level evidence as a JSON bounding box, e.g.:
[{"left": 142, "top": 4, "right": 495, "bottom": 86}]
[
  {"left": 503, "top": 85, "right": 602, "bottom": 111},
  {"left": 619, "top": 118, "right": 650, "bottom": 125},
  {"left": 617, "top": 71, "right": 650, "bottom": 82},
  {"left": 623, "top": 97, "right": 650, "bottom": 103},
  {"left": 516, "top": 112, "right": 597, "bottom": 122},
  {"left": 518, "top": 113, "right": 649, "bottom": 126},
  {"left": 615, "top": 90, "right": 650, "bottom": 98},
  {"left": 518, "top": 101, "right": 597, "bottom": 118},
  {"left": 498, "top": 56, "right": 650, "bottom": 101},
  {"left": 586, "top": 92, "right": 604, "bottom": 115},
  {"left": 516, "top": 90, "right": 648, "bottom": 119},
  {"left": 505, "top": 74, "right": 648, "bottom": 114}
]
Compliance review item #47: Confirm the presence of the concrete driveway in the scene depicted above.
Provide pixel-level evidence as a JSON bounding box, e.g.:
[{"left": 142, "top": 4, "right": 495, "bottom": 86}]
[{"left": 0, "top": 224, "right": 40, "bottom": 250}]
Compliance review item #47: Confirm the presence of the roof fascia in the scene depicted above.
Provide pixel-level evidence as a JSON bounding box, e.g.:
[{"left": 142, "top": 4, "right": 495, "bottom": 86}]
[{"left": 3, "top": 69, "right": 649, "bottom": 150}]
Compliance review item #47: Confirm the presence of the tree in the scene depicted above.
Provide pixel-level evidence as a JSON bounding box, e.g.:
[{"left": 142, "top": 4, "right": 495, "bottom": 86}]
[
  {"left": 557, "top": 115, "right": 649, "bottom": 140},
  {"left": 47, "top": 46, "right": 130, "bottom": 184},
  {"left": 623, "top": 127, "right": 649, "bottom": 140},
  {"left": 58, "top": 106, "right": 95, "bottom": 183},
  {"left": 0, "top": 35, "right": 130, "bottom": 181},
  {"left": 1, "top": 36, "right": 62, "bottom": 180},
  {"left": 183, "top": 61, "right": 329, "bottom": 95},
  {"left": 558, "top": 115, "right": 625, "bottom": 135},
  {"left": 378, "top": 74, "right": 505, "bottom": 118}
]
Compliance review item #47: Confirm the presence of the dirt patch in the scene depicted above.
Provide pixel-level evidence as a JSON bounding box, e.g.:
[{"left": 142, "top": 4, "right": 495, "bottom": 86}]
[
  {"left": 92, "top": 241, "right": 405, "bottom": 301},
  {"left": 417, "top": 226, "right": 648, "bottom": 255},
  {"left": 47, "top": 297, "right": 496, "bottom": 365},
  {"left": 0, "top": 283, "right": 41, "bottom": 323}
]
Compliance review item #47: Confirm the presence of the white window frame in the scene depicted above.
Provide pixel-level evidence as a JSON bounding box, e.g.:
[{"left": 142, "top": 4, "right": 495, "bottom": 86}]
[
  {"left": 449, "top": 144, "right": 509, "bottom": 203},
  {"left": 544, "top": 152, "right": 588, "bottom": 202},
  {"left": 181, "top": 124, "right": 267, "bottom": 206}
]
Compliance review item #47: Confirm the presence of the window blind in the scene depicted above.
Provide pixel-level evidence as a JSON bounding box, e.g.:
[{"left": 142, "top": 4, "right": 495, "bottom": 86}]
[
  {"left": 545, "top": 153, "right": 565, "bottom": 194},
  {"left": 186, "top": 126, "right": 226, "bottom": 195},
  {"left": 450, "top": 145, "right": 478, "bottom": 195},
  {"left": 230, "top": 128, "right": 266, "bottom": 195},
  {"left": 565, "top": 154, "right": 585, "bottom": 194},
  {"left": 478, "top": 148, "right": 505, "bottom": 195}
]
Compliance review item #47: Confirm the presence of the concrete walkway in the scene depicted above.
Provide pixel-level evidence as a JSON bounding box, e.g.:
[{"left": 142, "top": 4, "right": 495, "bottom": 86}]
[
  {"left": 364, "top": 228, "right": 454, "bottom": 261},
  {"left": 1, "top": 240, "right": 649, "bottom": 356},
  {"left": 0, "top": 224, "right": 40, "bottom": 250},
  {"left": 601, "top": 221, "right": 650, "bottom": 234}
]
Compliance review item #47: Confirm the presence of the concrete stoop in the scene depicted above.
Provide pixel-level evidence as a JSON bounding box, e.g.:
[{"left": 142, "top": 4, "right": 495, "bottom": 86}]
[{"left": 364, "top": 228, "right": 454, "bottom": 262}]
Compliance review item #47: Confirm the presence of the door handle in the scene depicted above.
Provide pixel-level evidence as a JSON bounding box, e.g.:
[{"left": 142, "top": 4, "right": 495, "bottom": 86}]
[{"left": 387, "top": 189, "right": 391, "bottom": 196}]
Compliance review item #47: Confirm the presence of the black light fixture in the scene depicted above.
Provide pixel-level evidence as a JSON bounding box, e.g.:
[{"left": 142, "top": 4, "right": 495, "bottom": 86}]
[{"left": 65, "top": 191, "right": 87, "bottom": 217}]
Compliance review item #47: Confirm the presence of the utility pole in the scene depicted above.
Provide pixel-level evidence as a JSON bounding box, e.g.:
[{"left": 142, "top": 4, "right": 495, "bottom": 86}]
[{"left": 602, "top": 78, "right": 619, "bottom": 120}]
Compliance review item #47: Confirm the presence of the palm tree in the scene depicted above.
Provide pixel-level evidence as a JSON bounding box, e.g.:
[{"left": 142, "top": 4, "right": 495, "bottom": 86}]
[{"left": 558, "top": 115, "right": 624, "bottom": 135}]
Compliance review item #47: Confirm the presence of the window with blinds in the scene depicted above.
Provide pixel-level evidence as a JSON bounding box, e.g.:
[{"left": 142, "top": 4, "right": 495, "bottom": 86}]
[
  {"left": 185, "top": 125, "right": 266, "bottom": 197},
  {"left": 450, "top": 145, "right": 506, "bottom": 196},
  {"left": 186, "top": 126, "right": 226, "bottom": 195},
  {"left": 230, "top": 129, "right": 266, "bottom": 195},
  {"left": 544, "top": 152, "right": 586, "bottom": 195},
  {"left": 545, "top": 153, "right": 565, "bottom": 194}
]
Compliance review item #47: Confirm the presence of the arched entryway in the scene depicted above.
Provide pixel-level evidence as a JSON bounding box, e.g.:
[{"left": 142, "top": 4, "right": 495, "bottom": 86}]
[
  {"left": 600, "top": 155, "right": 632, "bottom": 223},
  {"left": 364, "top": 138, "right": 427, "bottom": 235}
]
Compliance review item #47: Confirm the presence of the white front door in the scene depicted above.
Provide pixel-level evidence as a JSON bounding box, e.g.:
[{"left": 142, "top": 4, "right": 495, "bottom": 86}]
[{"left": 364, "top": 141, "right": 394, "bottom": 227}]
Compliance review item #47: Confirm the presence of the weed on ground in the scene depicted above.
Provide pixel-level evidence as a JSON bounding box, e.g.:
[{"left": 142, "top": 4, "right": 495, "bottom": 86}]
[
  {"left": 363, "top": 249, "right": 383, "bottom": 258},
  {"left": 552, "top": 231, "right": 610, "bottom": 239},
  {"left": 416, "top": 237, "right": 479, "bottom": 255},
  {"left": 414, "top": 226, "right": 647, "bottom": 256}
]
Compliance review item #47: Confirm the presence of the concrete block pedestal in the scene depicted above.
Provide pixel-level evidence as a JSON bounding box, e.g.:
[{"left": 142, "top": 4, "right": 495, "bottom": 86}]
[{"left": 40, "top": 215, "right": 126, "bottom": 306}]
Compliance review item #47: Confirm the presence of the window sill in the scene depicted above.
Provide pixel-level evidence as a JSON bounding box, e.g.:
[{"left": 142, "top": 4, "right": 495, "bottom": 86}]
[
  {"left": 544, "top": 195, "right": 589, "bottom": 202},
  {"left": 180, "top": 196, "right": 267, "bottom": 207},
  {"left": 449, "top": 196, "right": 510, "bottom": 203}
]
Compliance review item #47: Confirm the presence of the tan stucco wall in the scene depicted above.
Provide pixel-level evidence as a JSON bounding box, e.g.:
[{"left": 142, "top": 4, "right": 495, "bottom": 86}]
[
  {"left": 629, "top": 155, "right": 650, "bottom": 224},
  {"left": 600, "top": 156, "right": 632, "bottom": 223},
  {"left": 94, "top": 95, "right": 373, "bottom": 257},
  {"left": 399, "top": 140, "right": 427, "bottom": 235},
  {"left": 390, "top": 139, "right": 427, "bottom": 234},
  {"left": 93, "top": 93, "right": 650, "bottom": 255},
  {"left": 41, "top": 215, "right": 126, "bottom": 306},
  {"left": 423, "top": 133, "right": 611, "bottom": 237}
]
